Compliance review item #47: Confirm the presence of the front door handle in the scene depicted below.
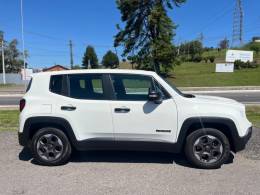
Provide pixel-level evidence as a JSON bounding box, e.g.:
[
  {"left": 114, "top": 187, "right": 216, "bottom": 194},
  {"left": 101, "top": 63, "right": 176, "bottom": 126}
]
[
  {"left": 61, "top": 106, "right": 76, "bottom": 111},
  {"left": 114, "top": 107, "right": 130, "bottom": 113}
]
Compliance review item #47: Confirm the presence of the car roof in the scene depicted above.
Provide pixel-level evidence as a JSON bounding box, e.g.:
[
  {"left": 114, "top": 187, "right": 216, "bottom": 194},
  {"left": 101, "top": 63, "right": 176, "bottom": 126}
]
[{"left": 32, "top": 69, "right": 157, "bottom": 77}]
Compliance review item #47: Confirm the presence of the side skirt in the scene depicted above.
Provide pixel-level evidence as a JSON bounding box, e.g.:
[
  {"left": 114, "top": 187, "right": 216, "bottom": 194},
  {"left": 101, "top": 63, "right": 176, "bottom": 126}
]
[{"left": 74, "top": 139, "right": 181, "bottom": 153}]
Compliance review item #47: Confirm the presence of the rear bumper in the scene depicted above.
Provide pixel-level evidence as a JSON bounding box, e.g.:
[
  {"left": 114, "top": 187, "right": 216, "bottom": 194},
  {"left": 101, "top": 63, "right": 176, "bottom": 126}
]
[{"left": 233, "top": 126, "right": 252, "bottom": 152}]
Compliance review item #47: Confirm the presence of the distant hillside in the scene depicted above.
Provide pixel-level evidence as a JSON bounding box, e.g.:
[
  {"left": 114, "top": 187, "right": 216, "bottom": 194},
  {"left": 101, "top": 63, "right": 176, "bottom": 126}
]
[{"left": 203, "top": 42, "right": 260, "bottom": 62}]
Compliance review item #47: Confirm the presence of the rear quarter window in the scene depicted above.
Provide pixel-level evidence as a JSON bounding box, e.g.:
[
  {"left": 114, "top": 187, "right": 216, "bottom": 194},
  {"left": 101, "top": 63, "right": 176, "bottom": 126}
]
[
  {"left": 49, "top": 75, "right": 66, "bottom": 95},
  {"left": 26, "top": 78, "right": 33, "bottom": 92}
]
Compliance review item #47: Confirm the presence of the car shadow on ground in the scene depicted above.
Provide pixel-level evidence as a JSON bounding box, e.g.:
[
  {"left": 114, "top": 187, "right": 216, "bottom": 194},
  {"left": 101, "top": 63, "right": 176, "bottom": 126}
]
[{"left": 18, "top": 147, "right": 234, "bottom": 169}]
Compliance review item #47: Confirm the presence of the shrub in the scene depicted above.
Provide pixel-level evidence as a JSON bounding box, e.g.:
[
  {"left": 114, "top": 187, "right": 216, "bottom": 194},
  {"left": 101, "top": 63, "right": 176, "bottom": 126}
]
[
  {"left": 209, "top": 56, "right": 215, "bottom": 63},
  {"left": 203, "top": 56, "right": 209, "bottom": 63},
  {"left": 234, "top": 60, "right": 259, "bottom": 70},
  {"left": 192, "top": 54, "right": 203, "bottom": 62},
  {"left": 180, "top": 56, "right": 188, "bottom": 62}
]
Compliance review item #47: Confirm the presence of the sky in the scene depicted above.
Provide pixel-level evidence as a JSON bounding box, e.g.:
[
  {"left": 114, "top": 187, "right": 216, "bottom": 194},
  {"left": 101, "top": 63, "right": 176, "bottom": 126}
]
[{"left": 0, "top": 0, "right": 259, "bottom": 68}]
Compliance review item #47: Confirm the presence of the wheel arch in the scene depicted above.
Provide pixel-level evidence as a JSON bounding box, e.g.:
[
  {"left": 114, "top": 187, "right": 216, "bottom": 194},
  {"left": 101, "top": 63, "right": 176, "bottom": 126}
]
[
  {"left": 22, "top": 116, "right": 77, "bottom": 148},
  {"left": 177, "top": 117, "right": 240, "bottom": 152}
]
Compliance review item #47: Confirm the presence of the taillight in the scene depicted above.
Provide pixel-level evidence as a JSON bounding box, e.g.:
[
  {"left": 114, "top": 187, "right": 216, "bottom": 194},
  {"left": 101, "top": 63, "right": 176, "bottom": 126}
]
[{"left": 20, "top": 99, "right": 26, "bottom": 112}]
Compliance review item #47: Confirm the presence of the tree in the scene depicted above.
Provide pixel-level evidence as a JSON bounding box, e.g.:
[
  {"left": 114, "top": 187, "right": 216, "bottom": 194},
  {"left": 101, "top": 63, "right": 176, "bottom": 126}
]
[
  {"left": 102, "top": 50, "right": 119, "bottom": 68},
  {"left": 218, "top": 38, "right": 229, "bottom": 49},
  {"left": 249, "top": 42, "right": 260, "bottom": 54},
  {"left": 179, "top": 40, "right": 202, "bottom": 61},
  {"left": 71, "top": 65, "right": 82, "bottom": 69},
  {"left": 188, "top": 40, "right": 203, "bottom": 60},
  {"left": 114, "top": 0, "right": 186, "bottom": 74},
  {"left": 82, "top": 45, "right": 98, "bottom": 69},
  {"left": 0, "top": 33, "right": 25, "bottom": 73}
]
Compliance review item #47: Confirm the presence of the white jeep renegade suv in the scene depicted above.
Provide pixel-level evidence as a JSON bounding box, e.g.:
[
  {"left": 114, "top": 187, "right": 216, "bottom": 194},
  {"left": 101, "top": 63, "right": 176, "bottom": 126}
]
[{"left": 19, "top": 69, "right": 252, "bottom": 168}]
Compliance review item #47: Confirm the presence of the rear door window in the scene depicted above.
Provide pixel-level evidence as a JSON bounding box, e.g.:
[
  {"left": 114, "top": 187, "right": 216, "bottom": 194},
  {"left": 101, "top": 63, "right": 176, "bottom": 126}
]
[{"left": 68, "top": 74, "right": 106, "bottom": 100}]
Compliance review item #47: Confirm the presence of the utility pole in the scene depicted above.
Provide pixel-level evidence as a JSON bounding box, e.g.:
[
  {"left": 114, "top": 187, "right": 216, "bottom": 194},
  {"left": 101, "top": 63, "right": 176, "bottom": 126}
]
[
  {"left": 69, "top": 40, "right": 74, "bottom": 69},
  {"left": 21, "top": 0, "right": 27, "bottom": 90},
  {"left": 0, "top": 32, "right": 6, "bottom": 84}
]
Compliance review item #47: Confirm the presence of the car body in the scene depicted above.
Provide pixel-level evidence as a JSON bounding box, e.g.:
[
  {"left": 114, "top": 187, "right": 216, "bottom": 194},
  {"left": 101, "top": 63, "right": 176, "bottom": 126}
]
[{"left": 18, "top": 69, "right": 252, "bottom": 168}]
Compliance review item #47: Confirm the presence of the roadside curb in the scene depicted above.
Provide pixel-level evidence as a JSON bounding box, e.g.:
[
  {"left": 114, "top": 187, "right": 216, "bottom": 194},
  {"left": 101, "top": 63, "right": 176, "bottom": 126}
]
[
  {"left": 183, "top": 90, "right": 260, "bottom": 94},
  {"left": 0, "top": 105, "right": 19, "bottom": 110},
  {"left": 0, "top": 94, "right": 24, "bottom": 97},
  {"left": 179, "top": 86, "right": 260, "bottom": 91}
]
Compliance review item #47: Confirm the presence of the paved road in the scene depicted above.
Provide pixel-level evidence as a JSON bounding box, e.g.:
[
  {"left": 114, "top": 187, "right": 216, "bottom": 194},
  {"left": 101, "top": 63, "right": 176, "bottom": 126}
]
[
  {"left": 0, "top": 129, "right": 259, "bottom": 195},
  {"left": 0, "top": 91, "right": 259, "bottom": 105},
  {"left": 193, "top": 91, "right": 260, "bottom": 104},
  {"left": 0, "top": 96, "right": 21, "bottom": 106}
]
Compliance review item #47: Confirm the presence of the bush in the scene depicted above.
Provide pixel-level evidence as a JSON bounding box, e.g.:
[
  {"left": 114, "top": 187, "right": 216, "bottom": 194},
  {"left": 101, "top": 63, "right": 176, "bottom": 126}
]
[
  {"left": 209, "top": 56, "right": 215, "bottom": 63},
  {"left": 250, "top": 61, "right": 259, "bottom": 68},
  {"left": 192, "top": 54, "right": 203, "bottom": 62},
  {"left": 234, "top": 60, "right": 259, "bottom": 70},
  {"left": 180, "top": 55, "right": 188, "bottom": 62},
  {"left": 203, "top": 56, "right": 209, "bottom": 63}
]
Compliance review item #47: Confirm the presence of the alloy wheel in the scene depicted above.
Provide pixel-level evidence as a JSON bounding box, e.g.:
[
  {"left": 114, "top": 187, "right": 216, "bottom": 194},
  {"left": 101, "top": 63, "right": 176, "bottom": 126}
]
[
  {"left": 36, "top": 134, "right": 64, "bottom": 161},
  {"left": 193, "top": 135, "right": 223, "bottom": 164}
]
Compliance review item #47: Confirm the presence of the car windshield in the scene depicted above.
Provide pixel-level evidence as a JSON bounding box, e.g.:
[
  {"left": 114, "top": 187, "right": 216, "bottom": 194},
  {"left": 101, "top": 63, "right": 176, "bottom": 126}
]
[{"left": 160, "top": 76, "right": 195, "bottom": 98}]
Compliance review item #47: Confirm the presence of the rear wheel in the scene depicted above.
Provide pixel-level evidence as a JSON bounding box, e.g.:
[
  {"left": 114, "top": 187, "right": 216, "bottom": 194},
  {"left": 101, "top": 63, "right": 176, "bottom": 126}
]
[
  {"left": 185, "top": 128, "right": 230, "bottom": 169},
  {"left": 31, "top": 127, "right": 72, "bottom": 166}
]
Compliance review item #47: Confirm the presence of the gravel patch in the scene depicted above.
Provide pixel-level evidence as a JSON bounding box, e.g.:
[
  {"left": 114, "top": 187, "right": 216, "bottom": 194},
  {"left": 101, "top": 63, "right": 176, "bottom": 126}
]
[
  {"left": 0, "top": 130, "right": 260, "bottom": 195},
  {"left": 241, "top": 127, "right": 260, "bottom": 160}
]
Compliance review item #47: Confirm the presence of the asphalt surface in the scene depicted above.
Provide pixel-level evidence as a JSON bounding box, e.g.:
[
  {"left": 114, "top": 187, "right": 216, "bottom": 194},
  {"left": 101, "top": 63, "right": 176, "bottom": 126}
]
[
  {"left": 194, "top": 91, "right": 260, "bottom": 104},
  {"left": 0, "top": 91, "right": 260, "bottom": 105},
  {"left": 0, "top": 128, "right": 260, "bottom": 195},
  {"left": 0, "top": 96, "right": 21, "bottom": 106}
]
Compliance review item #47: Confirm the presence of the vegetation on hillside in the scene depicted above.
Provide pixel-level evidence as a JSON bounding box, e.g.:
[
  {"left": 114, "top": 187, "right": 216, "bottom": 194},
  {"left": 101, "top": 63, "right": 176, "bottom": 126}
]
[{"left": 119, "top": 61, "right": 260, "bottom": 87}]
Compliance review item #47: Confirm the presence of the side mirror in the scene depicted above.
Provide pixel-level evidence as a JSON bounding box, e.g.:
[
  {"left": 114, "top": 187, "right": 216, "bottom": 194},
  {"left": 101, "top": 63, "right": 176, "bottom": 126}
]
[{"left": 148, "top": 89, "right": 162, "bottom": 104}]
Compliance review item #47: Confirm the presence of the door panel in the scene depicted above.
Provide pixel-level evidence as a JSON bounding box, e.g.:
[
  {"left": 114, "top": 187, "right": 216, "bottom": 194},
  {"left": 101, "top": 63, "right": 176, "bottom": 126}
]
[
  {"left": 51, "top": 74, "right": 114, "bottom": 141},
  {"left": 111, "top": 99, "right": 177, "bottom": 143},
  {"left": 57, "top": 98, "right": 114, "bottom": 141},
  {"left": 110, "top": 74, "right": 178, "bottom": 143}
]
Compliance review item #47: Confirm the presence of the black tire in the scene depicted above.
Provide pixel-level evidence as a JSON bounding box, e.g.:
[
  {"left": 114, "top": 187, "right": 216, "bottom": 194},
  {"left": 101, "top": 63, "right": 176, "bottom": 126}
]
[
  {"left": 31, "top": 127, "right": 72, "bottom": 166},
  {"left": 185, "top": 128, "right": 230, "bottom": 169}
]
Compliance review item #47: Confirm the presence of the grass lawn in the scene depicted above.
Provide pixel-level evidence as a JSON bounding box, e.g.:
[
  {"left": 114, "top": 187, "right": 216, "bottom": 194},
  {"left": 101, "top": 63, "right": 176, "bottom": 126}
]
[
  {"left": 0, "top": 84, "right": 16, "bottom": 88},
  {"left": 0, "top": 106, "right": 259, "bottom": 131},
  {"left": 246, "top": 106, "right": 260, "bottom": 128},
  {"left": 170, "top": 62, "right": 260, "bottom": 87},
  {"left": 119, "top": 61, "right": 260, "bottom": 87},
  {"left": 0, "top": 110, "right": 19, "bottom": 131}
]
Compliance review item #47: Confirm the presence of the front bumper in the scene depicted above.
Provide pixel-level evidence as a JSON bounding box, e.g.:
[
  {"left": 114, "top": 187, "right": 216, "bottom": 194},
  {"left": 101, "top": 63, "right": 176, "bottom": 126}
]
[
  {"left": 233, "top": 126, "right": 252, "bottom": 152},
  {"left": 18, "top": 132, "right": 26, "bottom": 147}
]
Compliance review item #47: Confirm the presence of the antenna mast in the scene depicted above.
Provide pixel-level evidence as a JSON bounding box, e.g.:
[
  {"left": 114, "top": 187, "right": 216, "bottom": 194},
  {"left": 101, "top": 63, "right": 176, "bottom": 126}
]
[{"left": 232, "top": 0, "right": 244, "bottom": 47}]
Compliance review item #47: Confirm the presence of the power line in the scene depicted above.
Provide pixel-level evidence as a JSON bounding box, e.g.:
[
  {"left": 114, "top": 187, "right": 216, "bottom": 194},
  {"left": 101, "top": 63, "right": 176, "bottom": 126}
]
[{"left": 188, "top": 2, "right": 235, "bottom": 38}]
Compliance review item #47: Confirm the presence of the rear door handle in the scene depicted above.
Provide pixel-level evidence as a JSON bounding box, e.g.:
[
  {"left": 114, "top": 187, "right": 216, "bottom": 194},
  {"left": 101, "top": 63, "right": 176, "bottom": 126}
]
[
  {"left": 114, "top": 107, "right": 130, "bottom": 113},
  {"left": 61, "top": 106, "right": 76, "bottom": 111}
]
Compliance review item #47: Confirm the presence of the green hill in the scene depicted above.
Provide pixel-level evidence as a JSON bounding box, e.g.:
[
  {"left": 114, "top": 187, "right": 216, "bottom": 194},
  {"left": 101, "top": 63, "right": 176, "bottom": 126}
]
[{"left": 119, "top": 61, "right": 260, "bottom": 87}]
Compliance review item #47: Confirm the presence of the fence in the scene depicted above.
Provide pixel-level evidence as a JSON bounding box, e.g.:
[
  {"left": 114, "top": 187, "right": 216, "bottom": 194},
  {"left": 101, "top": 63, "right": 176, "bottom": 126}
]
[{"left": 0, "top": 73, "right": 28, "bottom": 84}]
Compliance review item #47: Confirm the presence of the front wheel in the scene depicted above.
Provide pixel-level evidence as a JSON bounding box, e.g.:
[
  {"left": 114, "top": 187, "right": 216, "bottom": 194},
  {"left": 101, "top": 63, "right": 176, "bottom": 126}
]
[
  {"left": 31, "top": 127, "right": 72, "bottom": 166},
  {"left": 185, "top": 128, "right": 230, "bottom": 169}
]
